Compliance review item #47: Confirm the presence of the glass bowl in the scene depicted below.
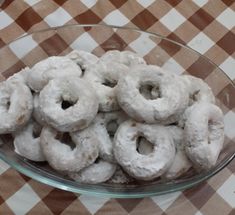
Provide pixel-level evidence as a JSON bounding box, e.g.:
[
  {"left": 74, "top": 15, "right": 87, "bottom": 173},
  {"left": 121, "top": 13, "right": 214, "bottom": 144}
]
[{"left": 0, "top": 24, "right": 234, "bottom": 198}]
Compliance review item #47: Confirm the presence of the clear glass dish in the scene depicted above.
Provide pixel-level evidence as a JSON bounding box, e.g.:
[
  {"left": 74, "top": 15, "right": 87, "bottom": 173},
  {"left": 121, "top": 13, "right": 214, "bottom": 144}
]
[{"left": 0, "top": 24, "right": 234, "bottom": 198}]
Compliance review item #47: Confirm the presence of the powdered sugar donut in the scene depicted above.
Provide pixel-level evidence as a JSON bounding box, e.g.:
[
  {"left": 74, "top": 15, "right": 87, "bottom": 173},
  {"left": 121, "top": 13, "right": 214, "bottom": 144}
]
[
  {"left": 14, "top": 120, "right": 45, "bottom": 161},
  {"left": 39, "top": 76, "right": 98, "bottom": 132},
  {"left": 114, "top": 120, "right": 175, "bottom": 180},
  {"left": 40, "top": 126, "right": 99, "bottom": 172},
  {"left": 108, "top": 165, "right": 135, "bottom": 184},
  {"left": 66, "top": 50, "right": 99, "bottom": 75},
  {"left": 182, "top": 75, "right": 215, "bottom": 105},
  {"left": 84, "top": 61, "right": 128, "bottom": 111},
  {"left": 0, "top": 79, "right": 33, "bottom": 133},
  {"left": 163, "top": 126, "right": 192, "bottom": 180},
  {"left": 27, "top": 56, "right": 82, "bottom": 92},
  {"left": 68, "top": 159, "right": 116, "bottom": 184},
  {"left": 86, "top": 111, "right": 128, "bottom": 162},
  {"left": 33, "top": 94, "right": 46, "bottom": 126},
  {"left": 184, "top": 102, "right": 224, "bottom": 170},
  {"left": 8, "top": 67, "right": 31, "bottom": 84},
  {"left": 117, "top": 65, "right": 189, "bottom": 123},
  {"left": 101, "top": 50, "right": 146, "bottom": 66}
]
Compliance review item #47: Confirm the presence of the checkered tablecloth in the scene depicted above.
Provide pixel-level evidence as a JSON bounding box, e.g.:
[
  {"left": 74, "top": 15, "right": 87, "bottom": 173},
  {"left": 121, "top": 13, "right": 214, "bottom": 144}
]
[{"left": 0, "top": 0, "right": 234, "bottom": 214}]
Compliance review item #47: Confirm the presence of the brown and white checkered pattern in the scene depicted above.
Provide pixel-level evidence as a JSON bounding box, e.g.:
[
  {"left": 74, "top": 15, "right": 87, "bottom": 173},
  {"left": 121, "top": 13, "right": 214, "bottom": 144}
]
[{"left": 0, "top": 0, "right": 234, "bottom": 214}]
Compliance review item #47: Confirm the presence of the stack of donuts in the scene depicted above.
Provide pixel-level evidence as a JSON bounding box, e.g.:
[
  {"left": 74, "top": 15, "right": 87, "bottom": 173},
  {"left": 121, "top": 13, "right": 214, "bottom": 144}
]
[{"left": 0, "top": 49, "right": 224, "bottom": 184}]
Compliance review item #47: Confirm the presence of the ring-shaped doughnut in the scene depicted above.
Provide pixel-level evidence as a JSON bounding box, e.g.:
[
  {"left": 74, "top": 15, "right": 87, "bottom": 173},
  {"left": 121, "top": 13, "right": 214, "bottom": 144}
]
[
  {"left": 117, "top": 65, "right": 189, "bottom": 123},
  {"left": 184, "top": 102, "right": 224, "bottom": 170},
  {"left": 163, "top": 126, "right": 192, "bottom": 180},
  {"left": 100, "top": 50, "right": 146, "bottom": 66},
  {"left": 114, "top": 120, "right": 175, "bottom": 180},
  {"left": 14, "top": 120, "right": 45, "bottom": 161},
  {"left": 27, "top": 56, "right": 82, "bottom": 92},
  {"left": 40, "top": 126, "right": 99, "bottom": 172},
  {"left": 84, "top": 61, "right": 128, "bottom": 112},
  {"left": 0, "top": 79, "right": 33, "bottom": 133},
  {"left": 39, "top": 76, "right": 98, "bottom": 132},
  {"left": 68, "top": 159, "right": 116, "bottom": 184},
  {"left": 86, "top": 111, "right": 128, "bottom": 162},
  {"left": 182, "top": 75, "right": 215, "bottom": 105},
  {"left": 66, "top": 50, "right": 99, "bottom": 75}
]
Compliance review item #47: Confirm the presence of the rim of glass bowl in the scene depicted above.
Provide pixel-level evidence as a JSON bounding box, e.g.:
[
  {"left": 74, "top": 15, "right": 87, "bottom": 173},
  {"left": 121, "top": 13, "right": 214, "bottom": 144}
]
[{"left": 0, "top": 24, "right": 234, "bottom": 198}]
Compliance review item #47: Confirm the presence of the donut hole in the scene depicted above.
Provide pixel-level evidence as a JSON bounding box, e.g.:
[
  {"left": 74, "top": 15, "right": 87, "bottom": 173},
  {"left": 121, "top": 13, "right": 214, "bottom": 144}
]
[
  {"left": 6, "top": 100, "right": 11, "bottom": 110},
  {"left": 32, "top": 125, "right": 42, "bottom": 138},
  {"left": 55, "top": 132, "right": 76, "bottom": 149},
  {"left": 189, "top": 90, "right": 200, "bottom": 104},
  {"left": 139, "top": 84, "right": 160, "bottom": 100},
  {"left": 102, "top": 78, "right": 117, "bottom": 88},
  {"left": 77, "top": 63, "right": 86, "bottom": 76},
  {"left": 136, "top": 136, "right": 154, "bottom": 155},
  {"left": 61, "top": 100, "right": 76, "bottom": 110},
  {"left": 106, "top": 120, "right": 118, "bottom": 138}
]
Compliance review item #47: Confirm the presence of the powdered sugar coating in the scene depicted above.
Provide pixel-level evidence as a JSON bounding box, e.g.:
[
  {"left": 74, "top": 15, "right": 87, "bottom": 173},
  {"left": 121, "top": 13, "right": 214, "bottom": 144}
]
[
  {"left": 40, "top": 126, "right": 99, "bottom": 172},
  {"left": 163, "top": 126, "right": 192, "bottom": 179},
  {"left": 117, "top": 65, "right": 189, "bottom": 123},
  {"left": 184, "top": 102, "right": 224, "bottom": 170},
  {"left": 33, "top": 94, "right": 46, "bottom": 126},
  {"left": 14, "top": 120, "right": 45, "bottom": 162},
  {"left": 8, "top": 67, "right": 31, "bottom": 84},
  {"left": 68, "top": 159, "right": 116, "bottom": 184},
  {"left": 0, "top": 79, "right": 33, "bottom": 133},
  {"left": 39, "top": 76, "right": 98, "bottom": 132},
  {"left": 100, "top": 50, "right": 146, "bottom": 67},
  {"left": 27, "top": 56, "right": 82, "bottom": 92},
  {"left": 86, "top": 111, "right": 128, "bottom": 162},
  {"left": 66, "top": 50, "right": 99, "bottom": 74},
  {"left": 114, "top": 120, "right": 175, "bottom": 180},
  {"left": 182, "top": 75, "right": 215, "bottom": 105},
  {"left": 84, "top": 61, "right": 128, "bottom": 111}
]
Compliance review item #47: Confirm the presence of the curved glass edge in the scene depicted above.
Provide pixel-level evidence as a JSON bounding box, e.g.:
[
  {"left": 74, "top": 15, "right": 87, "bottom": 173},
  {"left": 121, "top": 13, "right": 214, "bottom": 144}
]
[
  {"left": 2, "top": 23, "right": 235, "bottom": 86},
  {"left": 0, "top": 24, "right": 234, "bottom": 198},
  {"left": 0, "top": 150, "right": 234, "bottom": 198}
]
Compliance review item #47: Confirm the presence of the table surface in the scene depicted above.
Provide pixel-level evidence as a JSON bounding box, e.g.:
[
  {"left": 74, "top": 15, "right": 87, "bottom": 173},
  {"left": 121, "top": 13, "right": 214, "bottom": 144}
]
[{"left": 0, "top": 0, "right": 234, "bottom": 214}]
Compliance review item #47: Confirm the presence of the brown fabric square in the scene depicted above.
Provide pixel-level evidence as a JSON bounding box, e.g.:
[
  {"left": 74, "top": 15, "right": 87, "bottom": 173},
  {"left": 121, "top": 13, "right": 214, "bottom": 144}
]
[
  {"left": 95, "top": 199, "right": 128, "bottom": 215},
  {"left": 188, "top": 8, "right": 214, "bottom": 30},
  {"left": 109, "top": 0, "right": 128, "bottom": 9},
  {"left": 0, "top": 38, "right": 5, "bottom": 49},
  {"left": 217, "top": 83, "right": 235, "bottom": 109},
  {"left": 187, "top": 56, "right": 215, "bottom": 79},
  {"left": 167, "top": 33, "right": 186, "bottom": 45},
  {"left": 131, "top": 9, "right": 158, "bottom": 30},
  {"left": 165, "top": 0, "right": 182, "bottom": 7},
  {"left": 0, "top": 23, "right": 24, "bottom": 44},
  {"left": 74, "top": 10, "right": 101, "bottom": 24},
  {"left": 42, "top": 189, "right": 77, "bottom": 214},
  {"left": 28, "top": 180, "right": 54, "bottom": 199},
  {"left": 217, "top": 31, "right": 235, "bottom": 55},
  {"left": 27, "top": 201, "right": 54, "bottom": 215},
  {"left": 0, "top": 0, "right": 14, "bottom": 9},
  {"left": 116, "top": 198, "right": 142, "bottom": 213},
  {"left": 53, "top": 0, "right": 68, "bottom": 6},
  {"left": 100, "top": 33, "right": 128, "bottom": 51},
  {"left": 221, "top": 0, "right": 234, "bottom": 7},
  {"left": 2, "top": 60, "right": 26, "bottom": 78},
  {"left": 0, "top": 203, "right": 14, "bottom": 215},
  {"left": 60, "top": 199, "right": 91, "bottom": 215},
  {"left": 184, "top": 182, "right": 215, "bottom": 209},
  {"left": 159, "top": 38, "right": 182, "bottom": 57},
  {"left": 39, "top": 34, "right": 69, "bottom": 56},
  {"left": 15, "top": 7, "right": 42, "bottom": 31}
]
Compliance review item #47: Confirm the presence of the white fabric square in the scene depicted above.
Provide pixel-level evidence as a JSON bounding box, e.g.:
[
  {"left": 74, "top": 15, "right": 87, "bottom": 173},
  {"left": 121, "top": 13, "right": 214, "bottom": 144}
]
[
  {"left": 224, "top": 110, "right": 235, "bottom": 139},
  {"left": 24, "top": 0, "right": 41, "bottom": 6},
  {"left": 9, "top": 35, "right": 37, "bottom": 59},
  {"left": 216, "top": 8, "right": 235, "bottom": 30},
  {"left": 44, "top": 7, "right": 72, "bottom": 27},
  {"left": 162, "top": 58, "right": 185, "bottom": 75},
  {"left": 103, "top": 10, "right": 129, "bottom": 26},
  {"left": 137, "top": 0, "right": 155, "bottom": 8},
  {"left": 187, "top": 32, "right": 214, "bottom": 54},
  {"left": 220, "top": 56, "right": 235, "bottom": 80},
  {"left": 160, "top": 9, "right": 186, "bottom": 31},
  {"left": 70, "top": 32, "right": 98, "bottom": 52},
  {"left": 0, "top": 11, "right": 14, "bottom": 30},
  {"left": 6, "top": 184, "right": 40, "bottom": 215},
  {"left": 192, "top": 0, "right": 208, "bottom": 7}
]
